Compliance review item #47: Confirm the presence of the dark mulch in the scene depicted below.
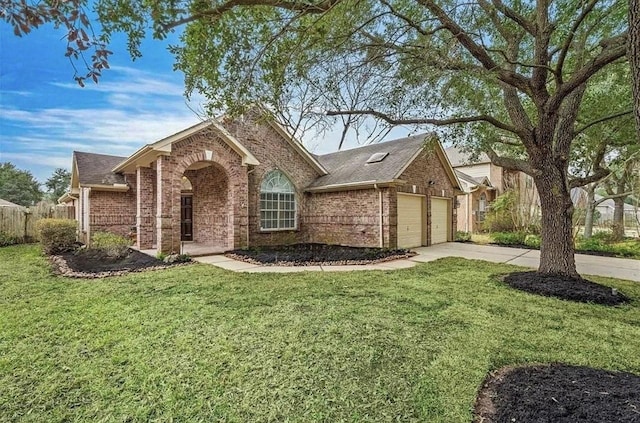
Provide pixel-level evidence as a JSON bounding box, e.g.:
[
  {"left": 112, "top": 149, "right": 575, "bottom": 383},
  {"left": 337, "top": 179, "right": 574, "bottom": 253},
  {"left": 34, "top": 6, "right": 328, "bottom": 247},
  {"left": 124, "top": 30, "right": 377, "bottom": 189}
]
[
  {"left": 227, "top": 243, "right": 415, "bottom": 266},
  {"left": 53, "top": 248, "right": 184, "bottom": 278},
  {"left": 503, "top": 271, "right": 630, "bottom": 306},
  {"left": 474, "top": 364, "right": 640, "bottom": 423}
]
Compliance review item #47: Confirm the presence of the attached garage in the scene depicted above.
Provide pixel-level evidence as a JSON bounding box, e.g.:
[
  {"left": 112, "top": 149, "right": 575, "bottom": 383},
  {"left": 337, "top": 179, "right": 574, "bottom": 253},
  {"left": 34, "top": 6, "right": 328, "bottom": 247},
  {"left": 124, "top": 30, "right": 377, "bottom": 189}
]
[
  {"left": 397, "top": 193, "right": 425, "bottom": 248},
  {"left": 430, "top": 197, "right": 450, "bottom": 244}
]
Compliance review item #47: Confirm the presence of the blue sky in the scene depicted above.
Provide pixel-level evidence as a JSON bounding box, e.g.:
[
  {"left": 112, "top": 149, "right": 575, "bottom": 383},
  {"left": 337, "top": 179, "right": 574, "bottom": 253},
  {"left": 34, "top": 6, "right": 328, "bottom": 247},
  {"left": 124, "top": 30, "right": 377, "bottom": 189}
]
[{"left": 1, "top": 18, "right": 409, "bottom": 186}]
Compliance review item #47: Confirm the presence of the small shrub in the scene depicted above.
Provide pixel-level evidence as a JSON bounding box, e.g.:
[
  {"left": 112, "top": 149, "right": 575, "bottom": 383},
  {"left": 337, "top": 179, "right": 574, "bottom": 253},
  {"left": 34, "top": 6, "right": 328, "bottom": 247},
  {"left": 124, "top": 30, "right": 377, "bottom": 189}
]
[
  {"left": 156, "top": 252, "right": 167, "bottom": 261},
  {"left": 38, "top": 219, "right": 77, "bottom": 254},
  {"left": 455, "top": 231, "right": 472, "bottom": 242},
  {"left": 491, "top": 231, "right": 526, "bottom": 245},
  {"left": 91, "top": 231, "right": 131, "bottom": 259},
  {"left": 0, "top": 232, "right": 19, "bottom": 247},
  {"left": 524, "top": 234, "right": 541, "bottom": 249},
  {"left": 163, "top": 253, "right": 191, "bottom": 264},
  {"left": 576, "top": 236, "right": 606, "bottom": 253}
]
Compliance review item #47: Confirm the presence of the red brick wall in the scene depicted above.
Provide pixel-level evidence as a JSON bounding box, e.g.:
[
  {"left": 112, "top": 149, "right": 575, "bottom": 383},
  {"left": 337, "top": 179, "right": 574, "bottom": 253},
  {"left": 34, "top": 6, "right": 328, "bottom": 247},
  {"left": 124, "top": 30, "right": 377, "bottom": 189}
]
[
  {"left": 89, "top": 176, "right": 136, "bottom": 239},
  {"left": 184, "top": 165, "right": 230, "bottom": 246},
  {"left": 303, "top": 188, "right": 394, "bottom": 248},
  {"left": 225, "top": 117, "right": 323, "bottom": 246},
  {"left": 154, "top": 132, "right": 247, "bottom": 252}
]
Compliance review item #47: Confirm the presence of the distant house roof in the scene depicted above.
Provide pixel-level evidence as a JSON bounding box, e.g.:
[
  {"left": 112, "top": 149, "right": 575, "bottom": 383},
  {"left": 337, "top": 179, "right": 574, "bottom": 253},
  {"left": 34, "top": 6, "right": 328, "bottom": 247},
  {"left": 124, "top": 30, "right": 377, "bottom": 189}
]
[
  {"left": 73, "top": 151, "right": 128, "bottom": 186},
  {"left": 0, "top": 198, "right": 22, "bottom": 207},
  {"left": 455, "top": 170, "right": 492, "bottom": 188},
  {"left": 309, "top": 133, "right": 436, "bottom": 189},
  {"left": 594, "top": 194, "right": 638, "bottom": 212},
  {"left": 445, "top": 146, "right": 491, "bottom": 167}
]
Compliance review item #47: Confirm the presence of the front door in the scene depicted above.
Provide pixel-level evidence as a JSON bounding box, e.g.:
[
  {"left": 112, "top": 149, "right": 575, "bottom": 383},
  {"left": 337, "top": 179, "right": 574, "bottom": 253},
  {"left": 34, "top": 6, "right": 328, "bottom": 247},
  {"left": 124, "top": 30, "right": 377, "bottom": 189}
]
[{"left": 181, "top": 195, "right": 193, "bottom": 241}]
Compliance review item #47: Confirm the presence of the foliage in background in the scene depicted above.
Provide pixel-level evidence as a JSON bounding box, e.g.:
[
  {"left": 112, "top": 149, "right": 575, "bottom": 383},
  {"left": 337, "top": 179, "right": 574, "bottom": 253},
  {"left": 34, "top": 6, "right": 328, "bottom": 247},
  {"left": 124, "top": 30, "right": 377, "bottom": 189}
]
[
  {"left": 455, "top": 231, "right": 472, "bottom": 242},
  {"left": 37, "top": 218, "right": 77, "bottom": 254},
  {"left": 45, "top": 168, "right": 71, "bottom": 202},
  {"left": 490, "top": 232, "right": 527, "bottom": 246},
  {"left": 90, "top": 231, "right": 131, "bottom": 259},
  {"left": 0, "top": 231, "right": 19, "bottom": 247},
  {"left": 0, "top": 162, "right": 43, "bottom": 207}
]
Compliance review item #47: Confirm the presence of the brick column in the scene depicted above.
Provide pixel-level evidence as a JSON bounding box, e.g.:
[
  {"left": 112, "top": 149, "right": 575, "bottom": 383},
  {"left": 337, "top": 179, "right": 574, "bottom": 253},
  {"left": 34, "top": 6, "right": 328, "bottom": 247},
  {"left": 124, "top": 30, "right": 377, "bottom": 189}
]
[
  {"left": 156, "top": 156, "right": 178, "bottom": 253},
  {"left": 136, "top": 166, "right": 155, "bottom": 249}
]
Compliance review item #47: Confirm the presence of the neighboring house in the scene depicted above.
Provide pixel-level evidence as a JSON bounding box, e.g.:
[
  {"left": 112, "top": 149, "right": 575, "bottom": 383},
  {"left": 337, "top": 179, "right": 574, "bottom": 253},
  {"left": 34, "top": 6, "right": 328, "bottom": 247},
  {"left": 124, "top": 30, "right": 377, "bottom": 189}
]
[
  {"left": 445, "top": 147, "right": 539, "bottom": 233},
  {"left": 61, "top": 112, "right": 462, "bottom": 253},
  {"left": 0, "top": 198, "right": 23, "bottom": 208},
  {"left": 572, "top": 188, "right": 640, "bottom": 227}
]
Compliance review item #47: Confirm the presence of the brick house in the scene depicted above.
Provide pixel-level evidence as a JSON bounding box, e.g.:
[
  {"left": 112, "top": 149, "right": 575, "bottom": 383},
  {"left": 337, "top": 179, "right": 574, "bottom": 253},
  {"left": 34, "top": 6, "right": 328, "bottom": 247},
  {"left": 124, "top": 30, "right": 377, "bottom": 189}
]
[
  {"left": 62, "top": 112, "right": 461, "bottom": 253},
  {"left": 445, "top": 146, "right": 539, "bottom": 233}
]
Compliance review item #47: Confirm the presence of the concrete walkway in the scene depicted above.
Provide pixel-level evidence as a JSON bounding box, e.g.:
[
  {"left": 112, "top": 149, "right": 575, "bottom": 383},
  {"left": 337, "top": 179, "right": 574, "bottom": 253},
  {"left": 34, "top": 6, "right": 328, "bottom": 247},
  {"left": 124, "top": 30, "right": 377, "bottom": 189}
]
[{"left": 194, "top": 243, "right": 639, "bottom": 281}]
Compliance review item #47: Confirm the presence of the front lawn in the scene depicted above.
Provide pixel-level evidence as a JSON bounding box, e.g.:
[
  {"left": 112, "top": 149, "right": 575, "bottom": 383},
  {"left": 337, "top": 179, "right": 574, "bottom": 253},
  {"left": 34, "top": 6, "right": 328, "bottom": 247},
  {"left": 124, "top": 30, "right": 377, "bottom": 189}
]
[{"left": 1, "top": 245, "right": 639, "bottom": 422}]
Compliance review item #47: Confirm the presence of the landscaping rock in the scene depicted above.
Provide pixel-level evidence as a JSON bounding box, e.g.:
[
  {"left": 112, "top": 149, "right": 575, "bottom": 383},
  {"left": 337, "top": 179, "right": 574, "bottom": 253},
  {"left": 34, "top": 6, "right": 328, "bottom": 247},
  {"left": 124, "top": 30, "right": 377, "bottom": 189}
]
[
  {"left": 51, "top": 248, "right": 191, "bottom": 278},
  {"left": 226, "top": 243, "right": 415, "bottom": 266}
]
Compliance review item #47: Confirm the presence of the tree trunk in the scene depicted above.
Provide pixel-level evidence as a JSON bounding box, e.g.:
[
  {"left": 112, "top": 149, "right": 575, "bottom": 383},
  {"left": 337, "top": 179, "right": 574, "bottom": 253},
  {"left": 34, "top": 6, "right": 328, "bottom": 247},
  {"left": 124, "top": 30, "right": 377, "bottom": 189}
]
[
  {"left": 630, "top": 0, "right": 640, "bottom": 136},
  {"left": 534, "top": 166, "right": 578, "bottom": 277},
  {"left": 611, "top": 197, "right": 626, "bottom": 240},
  {"left": 583, "top": 185, "right": 596, "bottom": 239}
]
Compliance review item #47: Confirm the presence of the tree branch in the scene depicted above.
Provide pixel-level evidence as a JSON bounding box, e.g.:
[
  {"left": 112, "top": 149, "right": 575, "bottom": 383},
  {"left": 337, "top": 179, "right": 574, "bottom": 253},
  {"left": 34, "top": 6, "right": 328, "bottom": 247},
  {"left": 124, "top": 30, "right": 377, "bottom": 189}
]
[
  {"left": 556, "top": 0, "right": 599, "bottom": 83},
  {"left": 574, "top": 108, "right": 634, "bottom": 135},
  {"left": 490, "top": 0, "right": 536, "bottom": 35},
  {"left": 569, "top": 167, "right": 610, "bottom": 189},
  {"left": 161, "top": 0, "right": 340, "bottom": 31},
  {"left": 593, "top": 191, "right": 633, "bottom": 206},
  {"left": 484, "top": 145, "right": 533, "bottom": 174},
  {"left": 551, "top": 32, "right": 628, "bottom": 109},
  {"left": 416, "top": 0, "right": 531, "bottom": 93},
  {"left": 325, "top": 109, "right": 519, "bottom": 134}
]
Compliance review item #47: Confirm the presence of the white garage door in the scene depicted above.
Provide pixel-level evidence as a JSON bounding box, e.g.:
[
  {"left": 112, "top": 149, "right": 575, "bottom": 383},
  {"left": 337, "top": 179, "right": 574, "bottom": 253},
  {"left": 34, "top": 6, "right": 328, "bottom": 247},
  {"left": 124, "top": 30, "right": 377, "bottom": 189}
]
[
  {"left": 397, "top": 194, "right": 424, "bottom": 248},
  {"left": 431, "top": 198, "right": 449, "bottom": 244}
]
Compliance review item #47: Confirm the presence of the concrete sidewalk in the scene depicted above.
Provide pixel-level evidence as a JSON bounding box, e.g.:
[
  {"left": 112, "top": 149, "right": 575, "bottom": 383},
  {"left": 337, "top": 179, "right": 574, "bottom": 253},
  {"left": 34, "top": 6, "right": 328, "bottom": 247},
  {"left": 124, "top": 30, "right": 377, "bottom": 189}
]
[
  {"left": 412, "top": 243, "right": 639, "bottom": 282},
  {"left": 194, "top": 243, "right": 639, "bottom": 281}
]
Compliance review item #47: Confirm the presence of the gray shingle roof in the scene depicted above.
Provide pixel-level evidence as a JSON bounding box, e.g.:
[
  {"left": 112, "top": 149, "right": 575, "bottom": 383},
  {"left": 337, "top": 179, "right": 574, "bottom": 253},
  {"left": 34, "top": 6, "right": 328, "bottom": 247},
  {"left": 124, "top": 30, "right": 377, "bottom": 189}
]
[
  {"left": 310, "top": 133, "right": 434, "bottom": 188},
  {"left": 455, "top": 169, "right": 487, "bottom": 186},
  {"left": 74, "top": 151, "right": 128, "bottom": 186},
  {"left": 445, "top": 146, "right": 490, "bottom": 167}
]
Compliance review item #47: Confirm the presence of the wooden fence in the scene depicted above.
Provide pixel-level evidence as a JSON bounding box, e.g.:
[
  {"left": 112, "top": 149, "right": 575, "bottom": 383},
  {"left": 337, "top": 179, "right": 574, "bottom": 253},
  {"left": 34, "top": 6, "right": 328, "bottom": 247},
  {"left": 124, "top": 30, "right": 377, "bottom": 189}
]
[{"left": 0, "top": 203, "right": 75, "bottom": 242}]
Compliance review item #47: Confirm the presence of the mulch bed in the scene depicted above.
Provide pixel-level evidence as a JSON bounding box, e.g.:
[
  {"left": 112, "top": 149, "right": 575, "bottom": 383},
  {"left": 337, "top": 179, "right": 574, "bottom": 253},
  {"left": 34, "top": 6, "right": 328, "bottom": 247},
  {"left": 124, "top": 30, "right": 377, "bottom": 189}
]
[
  {"left": 474, "top": 364, "right": 640, "bottom": 423},
  {"left": 502, "top": 271, "right": 630, "bottom": 306},
  {"left": 226, "top": 243, "right": 415, "bottom": 266},
  {"left": 51, "top": 248, "right": 189, "bottom": 278}
]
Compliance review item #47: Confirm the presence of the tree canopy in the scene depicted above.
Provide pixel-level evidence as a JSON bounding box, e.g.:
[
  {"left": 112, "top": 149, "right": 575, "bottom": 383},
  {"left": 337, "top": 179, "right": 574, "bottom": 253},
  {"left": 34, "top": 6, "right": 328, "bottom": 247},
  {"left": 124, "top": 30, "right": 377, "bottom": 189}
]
[
  {"left": 45, "top": 168, "right": 71, "bottom": 202},
  {"left": 0, "top": 162, "right": 43, "bottom": 207}
]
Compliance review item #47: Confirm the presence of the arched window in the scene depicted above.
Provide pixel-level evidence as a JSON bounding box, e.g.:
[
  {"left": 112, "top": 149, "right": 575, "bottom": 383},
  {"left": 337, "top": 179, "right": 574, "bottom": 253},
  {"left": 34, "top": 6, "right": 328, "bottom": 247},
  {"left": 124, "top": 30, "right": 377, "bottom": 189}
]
[
  {"left": 260, "top": 170, "right": 296, "bottom": 230},
  {"left": 479, "top": 193, "right": 487, "bottom": 212}
]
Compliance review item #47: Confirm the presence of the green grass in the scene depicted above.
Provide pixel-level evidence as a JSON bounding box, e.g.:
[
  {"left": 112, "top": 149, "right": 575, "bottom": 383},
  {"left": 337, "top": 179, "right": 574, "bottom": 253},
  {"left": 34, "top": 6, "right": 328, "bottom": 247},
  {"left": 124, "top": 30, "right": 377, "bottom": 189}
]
[{"left": 1, "top": 245, "right": 640, "bottom": 422}]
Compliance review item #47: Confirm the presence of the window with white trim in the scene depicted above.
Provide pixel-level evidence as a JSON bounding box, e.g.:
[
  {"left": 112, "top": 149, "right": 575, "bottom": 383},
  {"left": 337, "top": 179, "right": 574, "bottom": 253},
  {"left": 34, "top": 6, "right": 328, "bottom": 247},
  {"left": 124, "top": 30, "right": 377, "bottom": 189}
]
[{"left": 260, "top": 170, "right": 296, "bottom": 230}]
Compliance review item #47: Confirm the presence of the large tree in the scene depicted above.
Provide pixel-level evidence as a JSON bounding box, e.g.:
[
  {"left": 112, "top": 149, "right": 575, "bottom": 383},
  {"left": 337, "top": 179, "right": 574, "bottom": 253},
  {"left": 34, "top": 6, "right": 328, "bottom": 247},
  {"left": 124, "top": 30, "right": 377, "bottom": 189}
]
[
  {"left": 45, "top": 168, "right": 71, "bottom": 202},
  {"left": 630, "top": 0, "right": 640, "bottom": 135},
  {"left": 0, "top": 162, "right": 43, "bottom": 207},
  {"left": 3, "top": 0, "right": 634, "bottom": 276}
]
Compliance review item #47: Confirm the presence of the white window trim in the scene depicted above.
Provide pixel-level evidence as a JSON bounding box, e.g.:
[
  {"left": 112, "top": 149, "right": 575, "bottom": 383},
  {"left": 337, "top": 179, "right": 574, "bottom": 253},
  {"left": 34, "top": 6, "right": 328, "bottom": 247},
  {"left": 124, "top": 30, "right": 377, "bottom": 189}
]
[{"left": 259, "top": 171, "right": 298, "bottom": 231}]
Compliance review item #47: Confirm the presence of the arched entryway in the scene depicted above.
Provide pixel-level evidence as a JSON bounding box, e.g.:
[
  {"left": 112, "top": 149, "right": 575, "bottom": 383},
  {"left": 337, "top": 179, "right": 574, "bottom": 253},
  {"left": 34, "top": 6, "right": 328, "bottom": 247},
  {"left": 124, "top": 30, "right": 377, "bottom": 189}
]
[{"left": 180, "top": 161, "right": 233, "bottom": 253}]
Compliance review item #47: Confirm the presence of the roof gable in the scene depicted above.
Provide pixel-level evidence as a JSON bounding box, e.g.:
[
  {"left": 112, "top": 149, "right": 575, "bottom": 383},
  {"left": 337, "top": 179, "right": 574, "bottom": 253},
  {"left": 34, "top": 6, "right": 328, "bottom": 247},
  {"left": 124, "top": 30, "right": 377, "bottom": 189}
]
[
  {"left": 113, "top": 119, "right": 260, "bottom": 173},
  {"left": 445, "top": 146, "right": 491, "bottom": 167}
]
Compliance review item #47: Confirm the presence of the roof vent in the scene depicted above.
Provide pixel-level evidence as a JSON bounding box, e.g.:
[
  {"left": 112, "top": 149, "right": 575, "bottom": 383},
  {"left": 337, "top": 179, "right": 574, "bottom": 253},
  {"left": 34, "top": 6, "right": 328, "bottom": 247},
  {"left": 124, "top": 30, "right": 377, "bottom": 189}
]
[{"left": 366, "top": 152, "right": 389, "bottom": 164}]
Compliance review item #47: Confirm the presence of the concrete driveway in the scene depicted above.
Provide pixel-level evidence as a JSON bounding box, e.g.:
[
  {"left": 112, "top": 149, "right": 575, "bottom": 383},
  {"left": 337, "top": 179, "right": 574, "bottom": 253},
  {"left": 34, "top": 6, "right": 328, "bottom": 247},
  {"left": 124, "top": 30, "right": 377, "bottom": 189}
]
[{"left": 413, "top": 243, "right": 640, "bottom": 282}]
